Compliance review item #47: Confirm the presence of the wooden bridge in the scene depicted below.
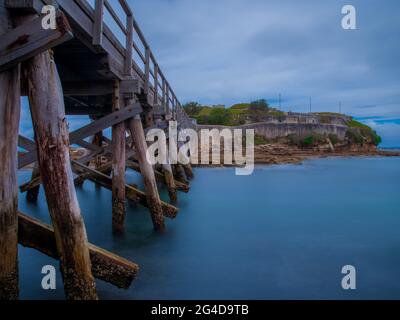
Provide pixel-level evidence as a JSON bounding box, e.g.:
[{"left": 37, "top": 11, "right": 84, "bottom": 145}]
[{"left": 0, "top": 0, "right": 194, "bottom": 299}]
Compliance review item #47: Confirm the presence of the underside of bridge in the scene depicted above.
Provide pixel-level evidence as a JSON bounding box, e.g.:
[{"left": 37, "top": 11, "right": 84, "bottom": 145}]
[{"left": 0, "top": 0, "right": 195, "bottom": 300}]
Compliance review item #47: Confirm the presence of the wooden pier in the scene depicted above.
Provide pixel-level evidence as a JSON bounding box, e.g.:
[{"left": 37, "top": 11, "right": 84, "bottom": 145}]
[{"left": 0, "top": 0, "right": 194, "bottom": 299}]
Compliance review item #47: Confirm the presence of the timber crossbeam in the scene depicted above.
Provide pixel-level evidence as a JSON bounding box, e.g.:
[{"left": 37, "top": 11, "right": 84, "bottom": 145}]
[{"left": 71, "top": 161, "right": 178, "bottom": 219}]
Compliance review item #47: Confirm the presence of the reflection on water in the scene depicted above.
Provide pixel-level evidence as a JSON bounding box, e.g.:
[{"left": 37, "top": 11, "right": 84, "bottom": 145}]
[{"left": 18, "top": 157, "right": 400, "bottom": 299}]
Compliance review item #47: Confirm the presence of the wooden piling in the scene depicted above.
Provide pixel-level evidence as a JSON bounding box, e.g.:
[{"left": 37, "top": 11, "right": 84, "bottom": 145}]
[
  {"left": 111, "top": 80, "right": 126, "bottom": 233},
  {"left": 91, "top": 130, "right": 103, "bottom": 167},
  {"left": 182, "top": 164, "right": 194, "bottom": 180},
  {"left": 128, "top": 115, "right": 165, "bottom": 231},
  {"left": 173, "top": 164, "right": 189, "bottom": 185},
  {"left": 0, "top": 2, "right": 20, "bottom": 300},
  {"left": 25, "top": 50, "right": 97, "bottom": 299},
  {"left": 163, "top": 163, "right": 177, "bottom": 203}
]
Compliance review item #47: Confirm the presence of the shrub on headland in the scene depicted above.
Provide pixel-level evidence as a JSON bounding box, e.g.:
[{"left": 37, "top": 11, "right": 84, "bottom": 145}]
[
  {"left": 182, "top": 99, "right": 283, "bottom": 126},
  {"left": 254, "top": 135, "right": 269, "bottom": 145},
  {"left": 287, "top": 132, "right": 326, "bottom": 148},
  {"left": 345, "top": 119, "right": 382, "bottom": 146}
]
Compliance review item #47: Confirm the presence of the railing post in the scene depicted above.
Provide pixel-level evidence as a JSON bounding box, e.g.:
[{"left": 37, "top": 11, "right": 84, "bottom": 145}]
[
  {"left": 144, "top": 46, "right": 150, "bottom": 96},
  {"left": 153, "top": 63, "right": 158, "bottom": 106},
  {"left": 162, "top": 77, "right": 166, "bottom": 112},
  {"left": 93, "top": 0, "right": 104, "bottom": 46},
  {"left": 173, "top": 95, "right": 177, "bottom": 119},
  {"left": 124, "top": 14, "right": 133, "bottom": 76},
  {"left": 166, "top": 83, "right": 170, "bottom": 115}
]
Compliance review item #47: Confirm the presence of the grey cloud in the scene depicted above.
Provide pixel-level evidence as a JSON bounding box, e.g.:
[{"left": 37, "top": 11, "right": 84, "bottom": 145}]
[{"left": 128, "top": 0, "right": 400, "bottom": 117}]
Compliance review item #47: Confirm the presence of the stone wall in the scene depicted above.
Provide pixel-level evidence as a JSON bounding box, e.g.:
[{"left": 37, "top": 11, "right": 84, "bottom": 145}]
[{"left": 197, "top": 122, "right": 348, "bottom": 141}]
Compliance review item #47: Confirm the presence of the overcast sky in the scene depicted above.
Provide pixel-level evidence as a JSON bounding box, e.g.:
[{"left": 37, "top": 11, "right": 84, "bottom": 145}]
[
  {"left": 126, "top": 0, "right": 399, "bottom": 119},
  {"left": 19, "top": 1, "right": 400, "bottom": 147}
]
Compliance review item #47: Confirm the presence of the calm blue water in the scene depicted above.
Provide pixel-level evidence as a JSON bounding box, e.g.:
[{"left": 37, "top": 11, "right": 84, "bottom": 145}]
[{"left": 17, "top": 156, "right": 400, "bottom": 300}]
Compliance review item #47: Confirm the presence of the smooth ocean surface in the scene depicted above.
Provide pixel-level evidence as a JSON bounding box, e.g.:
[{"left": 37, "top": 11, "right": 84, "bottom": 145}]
[{"left": 18, "top": 156, "right": 400, "bottom": 299}]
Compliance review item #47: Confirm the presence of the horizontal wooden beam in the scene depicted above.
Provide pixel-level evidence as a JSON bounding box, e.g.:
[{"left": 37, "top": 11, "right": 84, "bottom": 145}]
[
  {"left": 0, "top": 10, "right": 74, "bottom": 73},
  {"left": 71, "top": 161, "right": 178, "bottom": 219},
  {"left": 18, "top": 212, "right": 139, "bottom": 289}
]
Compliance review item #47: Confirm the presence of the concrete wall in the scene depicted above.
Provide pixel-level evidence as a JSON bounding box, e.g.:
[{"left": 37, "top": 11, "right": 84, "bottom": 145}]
[{"left": 197, "top": 122, "right": 348, "bottom": 141}]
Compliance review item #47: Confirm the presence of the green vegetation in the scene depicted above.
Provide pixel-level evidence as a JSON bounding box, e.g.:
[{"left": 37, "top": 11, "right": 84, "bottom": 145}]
[
  {"left": 287, "top": 132, "right": 326, "bottom": 148},
  {"left": 183, "top": 99, "right": 284, "bottom": 126},
  {"left": 183, "top": 100, "right": 382, "bottom": 147},
  {"left": 313, "top": 112, "right": 347, "bottom": 117},
  {"left": 328, "top": 133, "right": 338, "bottom": 145},
  {"left": 254, "top": 135, "right": 269, "bottom": 145},
  {"left": 345, "top": 119, "right": 382, "bottom": 146}
]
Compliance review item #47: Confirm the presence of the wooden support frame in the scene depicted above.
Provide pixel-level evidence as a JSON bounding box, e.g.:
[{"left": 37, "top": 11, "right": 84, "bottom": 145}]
[
  {"left": 0, "top": 10, "right": 73, "bottom": 73},
  {"left": 1, "top": 0, "right": 194, "bottom": 300},
  {"left": 18, "top": 102, "right": 142, "bottom": 169},
  {"left": 72, "top": 161, "right": 178, "bottom": 219},
  {"left": 19, "top": 153, "right": 190, "bottom": 196}
]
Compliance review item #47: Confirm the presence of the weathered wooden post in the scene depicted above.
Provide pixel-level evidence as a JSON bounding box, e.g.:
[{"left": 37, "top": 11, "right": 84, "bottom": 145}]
[
  {"left": 91, "top": 130, "right": 103, "bottom": 168},
  {"left": 173, "top": 164, "right": 189, "bottom": 185},
  {"left": 128, "top": 115, "right": 165, "bottom": 231},
  {"left": 162, "top": 163, "right": 177, "bottom": 203},
  {"left": 111, "top": 80, "right": 126, "bottom": 232},
  {"left": 0, "top": 2, "right": 20, "bottom": 300},
  {"left": 25, "top": 49, "right": 97, "bottom": 299},
  {"left": 182, "top": 163, "right": 194, "bottom": 180}
]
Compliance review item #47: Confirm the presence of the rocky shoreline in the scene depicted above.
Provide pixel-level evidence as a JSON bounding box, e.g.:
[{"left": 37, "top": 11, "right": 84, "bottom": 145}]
[
  {"left": 196, "top": 143, "right": 400, "bottom": 167},
  {"left": 252, "top": 144, "right": 400, "bottom": 165}
]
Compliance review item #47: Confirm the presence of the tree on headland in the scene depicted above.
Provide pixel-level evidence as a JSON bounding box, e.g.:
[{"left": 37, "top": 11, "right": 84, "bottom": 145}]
[
  {"left": 182, "top": 101, "right": 203, "bottom": 117},
  {"left": 248, "top": 99, "right": 269, "bottom": 122},
  {"left": 249, "top": 99, "right": 269, "bottom": 112}
]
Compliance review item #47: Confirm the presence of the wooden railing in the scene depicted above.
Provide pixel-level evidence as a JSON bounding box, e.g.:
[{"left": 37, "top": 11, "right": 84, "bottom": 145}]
[{"left": 90, "top": 0, "right": 182, "bottom": 118}]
